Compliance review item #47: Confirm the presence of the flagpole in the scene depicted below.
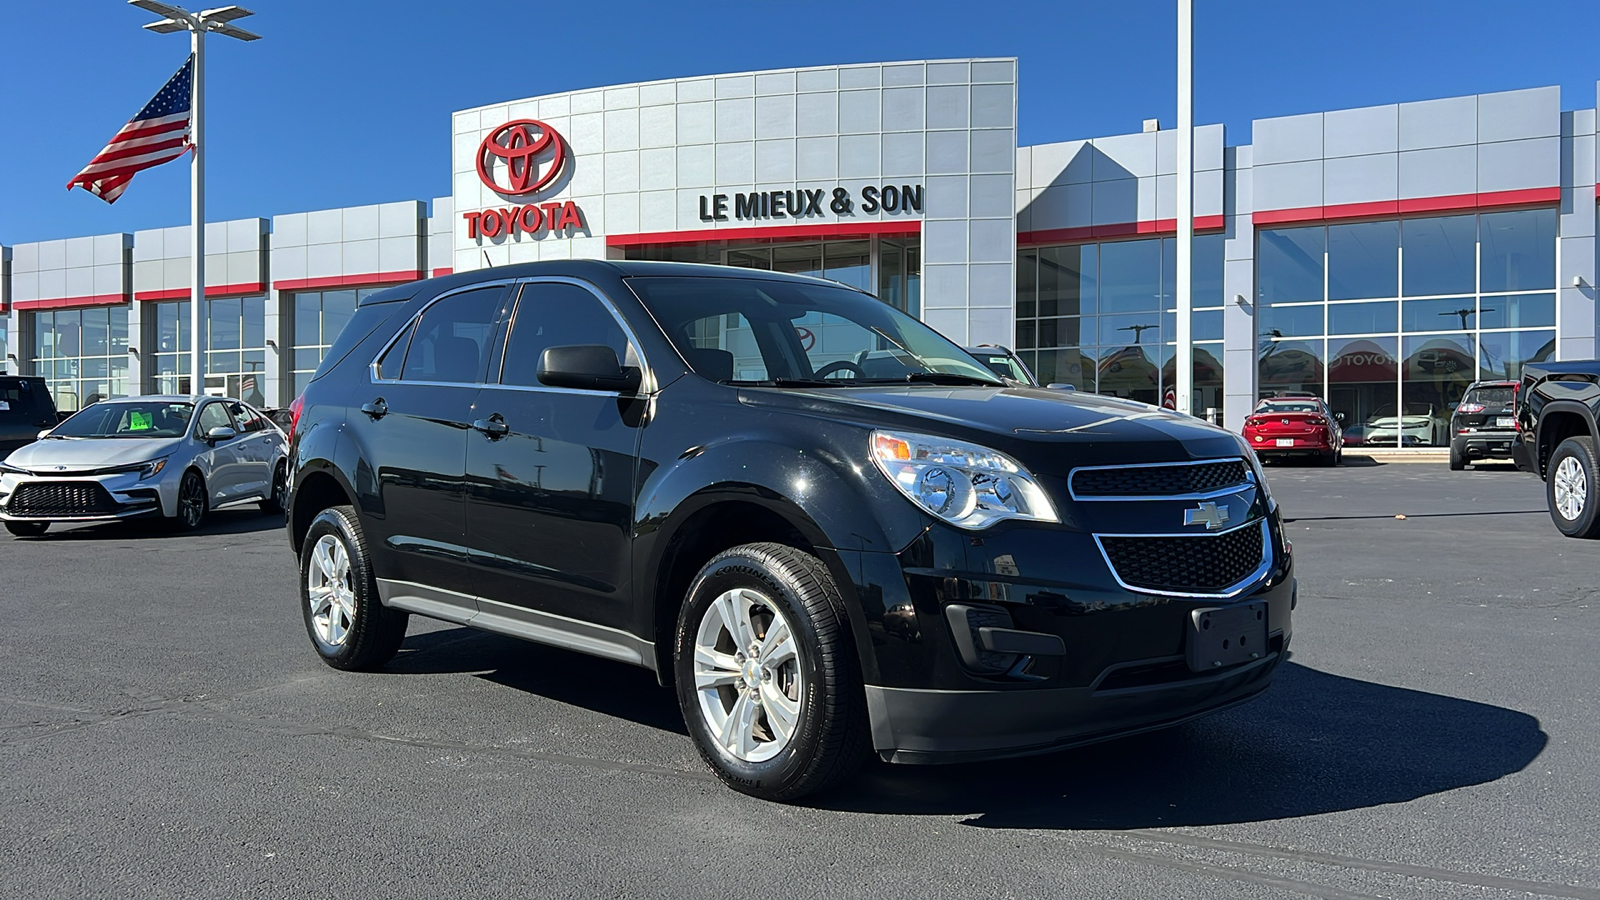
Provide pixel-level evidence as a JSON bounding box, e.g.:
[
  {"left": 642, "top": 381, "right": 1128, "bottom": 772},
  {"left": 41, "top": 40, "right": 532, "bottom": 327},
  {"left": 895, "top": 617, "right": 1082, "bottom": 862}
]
[{"left": 190, "top": 28, "right": 205, "bottom": 395}]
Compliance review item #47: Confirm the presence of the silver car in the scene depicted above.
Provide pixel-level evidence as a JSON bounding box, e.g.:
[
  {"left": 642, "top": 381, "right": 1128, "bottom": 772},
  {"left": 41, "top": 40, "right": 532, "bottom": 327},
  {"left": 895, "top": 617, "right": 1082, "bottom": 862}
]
[{"left": 0, "top": 395, "right": 288, "bottom": 537}]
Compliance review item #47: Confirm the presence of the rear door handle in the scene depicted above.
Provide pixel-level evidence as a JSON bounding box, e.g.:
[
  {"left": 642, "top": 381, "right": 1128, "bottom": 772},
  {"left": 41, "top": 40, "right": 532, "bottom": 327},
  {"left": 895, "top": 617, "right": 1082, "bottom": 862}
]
[
  {"left": 360, "top": 398, "right": 388, "bottom": 419},
  {"left": 472, "top": 414, "right": 509, "bottom": 438}
]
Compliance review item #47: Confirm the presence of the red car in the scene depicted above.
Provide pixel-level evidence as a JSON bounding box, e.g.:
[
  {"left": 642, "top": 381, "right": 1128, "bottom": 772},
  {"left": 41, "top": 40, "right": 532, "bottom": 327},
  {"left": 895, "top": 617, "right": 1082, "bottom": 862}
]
[{"left": 1244, "top": 397, "right": 1344, "bottom": 466}]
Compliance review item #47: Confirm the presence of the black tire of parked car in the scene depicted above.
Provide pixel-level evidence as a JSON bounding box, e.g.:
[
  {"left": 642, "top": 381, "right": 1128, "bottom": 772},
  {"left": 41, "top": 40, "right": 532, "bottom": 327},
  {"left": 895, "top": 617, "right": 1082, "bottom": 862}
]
[
  {"left": 170, "top": 469, "right": 208, "bottom": 531},
  {"left": 260, "top": 461, "right": 288, "bottom": 514},
  {"left": 673, "top": 542, "right": 869, "bottom": 802},
  {"left": 1547, "top": 436, "right": 1600, "bottom": 539},
  {"left": 299, "top": 505, "right": 409, "bottom": 670},
  {"left": 1449, "top": 442, "right": 1466, "bottom": 471},
  {"left": 5, "top": 521, "right": 48, "bottom": 537}
]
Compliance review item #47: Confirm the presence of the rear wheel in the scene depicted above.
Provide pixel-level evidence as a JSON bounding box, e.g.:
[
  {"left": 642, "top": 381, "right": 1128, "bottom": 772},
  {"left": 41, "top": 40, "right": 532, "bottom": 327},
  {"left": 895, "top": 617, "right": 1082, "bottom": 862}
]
[
  {"left": 299, "top": 505, "right": 408, "bottom": 670},
  {"left": 1548, "top": 436, "right": 1600, "bottom": 538},
  {"left": 674, "top": 542, "right": 868, "bottom": 802},
  {"left": 1448, "top": 443, "right": 1466, "bottom": 471},
  {"left": 5, "top": 521, "right": 48, "bottom": 537}
]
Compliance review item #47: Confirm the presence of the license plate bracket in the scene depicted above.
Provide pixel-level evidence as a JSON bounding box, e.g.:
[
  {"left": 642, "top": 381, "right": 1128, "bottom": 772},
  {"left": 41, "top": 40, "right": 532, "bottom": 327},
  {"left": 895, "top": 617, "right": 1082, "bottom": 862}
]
[{"left": 1187, "top": 602, "right": 1268, "bottom": 672}]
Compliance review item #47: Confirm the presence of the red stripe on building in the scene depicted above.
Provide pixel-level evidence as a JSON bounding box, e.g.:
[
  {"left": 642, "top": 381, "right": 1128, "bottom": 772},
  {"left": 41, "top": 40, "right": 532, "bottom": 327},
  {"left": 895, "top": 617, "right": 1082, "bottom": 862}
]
[
  {"left": 134, "top": 281, "right": 266, "bottom": 302},
  {"left": 431, "top": 267, "right": 453, "bottom": 277},
  {"left": 11, "top": 293, "right": 129, "bottom": 311},
  {"left": 1253, "top": 187, "right": 1560, "bottom": 226},
  {"left": 1017, "top": 215, "right": 1225, "bottom": 246},
  {"left": 604, "top": 220, "right": 922, "bottom": 248},
  {"left": 273, "top": 270, "right": 422, "bottom": 292}
]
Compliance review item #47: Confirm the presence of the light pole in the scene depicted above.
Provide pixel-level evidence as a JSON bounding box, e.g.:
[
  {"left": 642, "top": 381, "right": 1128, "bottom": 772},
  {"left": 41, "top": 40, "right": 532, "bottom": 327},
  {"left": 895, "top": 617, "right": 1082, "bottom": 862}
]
[
  {"left": 1174, "top": 0, "right": 1194, "bottom": 415},
  {"left": 128, "top": 1, "right": 259, "bottom": 396}
]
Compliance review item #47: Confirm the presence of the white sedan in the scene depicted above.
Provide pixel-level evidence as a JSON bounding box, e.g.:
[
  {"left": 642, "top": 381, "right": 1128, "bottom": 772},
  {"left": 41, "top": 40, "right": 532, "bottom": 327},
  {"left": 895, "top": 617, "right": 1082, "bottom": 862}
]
[{"left": 0, "top": 395, "right": 288, "bottom": 537}]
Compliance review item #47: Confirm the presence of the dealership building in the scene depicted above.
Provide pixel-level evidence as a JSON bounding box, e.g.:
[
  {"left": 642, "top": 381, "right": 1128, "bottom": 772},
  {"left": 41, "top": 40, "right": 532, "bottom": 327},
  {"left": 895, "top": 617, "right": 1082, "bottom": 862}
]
[{"left": 3, "top": 56, "right": 1597, "bottom": 445}]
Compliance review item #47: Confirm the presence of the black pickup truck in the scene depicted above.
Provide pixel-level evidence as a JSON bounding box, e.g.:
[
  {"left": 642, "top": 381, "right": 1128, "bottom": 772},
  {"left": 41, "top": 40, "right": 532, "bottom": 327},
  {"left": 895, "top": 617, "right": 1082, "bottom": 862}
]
[
  {"left": 1512, "top": 361, "right": 1600, "bottom": 537},
  {"left": 0, "top": 377, "right": 62, "bottom": 457}
]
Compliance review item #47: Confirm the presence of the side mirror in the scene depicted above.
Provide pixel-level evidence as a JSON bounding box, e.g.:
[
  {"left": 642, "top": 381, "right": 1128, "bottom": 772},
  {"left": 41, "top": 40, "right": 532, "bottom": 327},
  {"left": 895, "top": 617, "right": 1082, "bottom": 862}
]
[
  {"left": 205, "top": 425, "right": 238, "bottom": 443},
  {"left": 537, "top": 345, "right": 642, "bottom": 393},
  {"left": 1046, "top": 383, "right": 1077, "bottom": 391},
  {"left": 1334, "top": 412, "right": 1346, "bottom": 423}
]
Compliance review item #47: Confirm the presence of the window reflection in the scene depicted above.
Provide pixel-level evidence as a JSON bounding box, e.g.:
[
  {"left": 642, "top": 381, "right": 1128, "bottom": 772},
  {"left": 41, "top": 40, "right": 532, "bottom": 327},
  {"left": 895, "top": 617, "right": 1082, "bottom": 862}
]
[
  {"left": 1327, "top": 220, "right": 1398, "bottom": 301},
  {"left": 28, "top": 306, "right": 131, "bottom": 411}
]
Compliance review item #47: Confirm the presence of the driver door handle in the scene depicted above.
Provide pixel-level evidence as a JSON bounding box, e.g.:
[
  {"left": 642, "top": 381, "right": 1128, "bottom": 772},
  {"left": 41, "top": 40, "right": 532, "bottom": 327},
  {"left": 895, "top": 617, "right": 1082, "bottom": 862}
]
[
  {"left": 360, "top": 398, "right": 388, "bottom": 419},
  {"left": 472, "top": 414, "right": 509, "bottom": 438}
]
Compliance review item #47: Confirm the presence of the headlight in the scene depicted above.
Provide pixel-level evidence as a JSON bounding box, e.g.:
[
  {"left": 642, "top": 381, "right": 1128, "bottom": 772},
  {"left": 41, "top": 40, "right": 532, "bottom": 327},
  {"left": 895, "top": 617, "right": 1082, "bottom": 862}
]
[
  {"left": 0, "top": 460, "right": 26, "bottom": 475},
  {"left": 111, "top": 458, "right": 168, "bottom": 480},
  {"left": 870, "top": 430, "right": 1058, "bottom": 530}
]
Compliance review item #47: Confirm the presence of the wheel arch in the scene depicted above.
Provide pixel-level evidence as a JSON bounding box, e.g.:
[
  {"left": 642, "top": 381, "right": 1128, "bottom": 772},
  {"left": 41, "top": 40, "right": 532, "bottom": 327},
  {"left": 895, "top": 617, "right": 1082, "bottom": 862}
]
[
  {"left": 288, "top": 466, "right": 356, "bottom": 556},
  {"left": 1534, "top": 402, "right": 1596, "bottom": 478}
]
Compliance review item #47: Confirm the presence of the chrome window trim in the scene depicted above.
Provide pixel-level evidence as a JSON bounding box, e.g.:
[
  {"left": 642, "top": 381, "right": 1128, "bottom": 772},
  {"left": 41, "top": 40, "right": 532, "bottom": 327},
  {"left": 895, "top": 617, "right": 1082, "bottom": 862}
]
[
  {"left": 367, "top": 278, "right": 520, "bottom": 386},
  {"left": 1068, "top": 457, "right": 1256, "bottom": 502},
  {"left": 366, "top": 276, "right": 657, "bottom": 396},
  {"left": 1092, "top": 518, "right": 1272, "bottom": 600}
]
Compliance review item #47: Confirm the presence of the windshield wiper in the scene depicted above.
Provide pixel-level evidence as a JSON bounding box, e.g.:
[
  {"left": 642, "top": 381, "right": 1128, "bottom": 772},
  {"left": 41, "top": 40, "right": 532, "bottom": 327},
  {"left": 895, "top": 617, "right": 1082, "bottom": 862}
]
[
  {"left": 731, "top": 378, "right": 852, "bottom": 388},
  {"left": 898, "top": 372, "right": 1004, "bottom": 386}
]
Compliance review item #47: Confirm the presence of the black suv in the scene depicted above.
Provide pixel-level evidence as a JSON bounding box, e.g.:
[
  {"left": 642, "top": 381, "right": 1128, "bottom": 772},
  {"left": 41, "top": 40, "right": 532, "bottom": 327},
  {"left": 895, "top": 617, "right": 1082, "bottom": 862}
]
[
  {"left": 1449, "top": 380, "right": 1518, "bottom": 470},
  {"left": 0, "top": 377, "right": 62, "bottom": 456},
  {"left": 1513, "top": 361, "right": 1600, "bottom": 537},
  {"left": 286, "top": 260, "right": 1294, "bottom": 800}
]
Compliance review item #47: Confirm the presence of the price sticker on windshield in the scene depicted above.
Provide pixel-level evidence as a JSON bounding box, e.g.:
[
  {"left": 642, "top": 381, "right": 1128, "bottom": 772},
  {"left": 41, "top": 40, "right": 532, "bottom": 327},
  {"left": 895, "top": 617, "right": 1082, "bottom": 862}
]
[
  {"left": 0, "top": 401, "right": 9, "bottom": 411},
  {"left": 129, "top": 411, "right": 152, "bottom": 431}
]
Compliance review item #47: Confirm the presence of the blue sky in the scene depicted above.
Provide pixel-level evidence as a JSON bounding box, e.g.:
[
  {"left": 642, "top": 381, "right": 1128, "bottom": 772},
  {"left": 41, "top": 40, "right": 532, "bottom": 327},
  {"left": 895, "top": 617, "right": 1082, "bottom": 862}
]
[{"left": 3, "top": 0, "right": 1598, "bottom": 243}]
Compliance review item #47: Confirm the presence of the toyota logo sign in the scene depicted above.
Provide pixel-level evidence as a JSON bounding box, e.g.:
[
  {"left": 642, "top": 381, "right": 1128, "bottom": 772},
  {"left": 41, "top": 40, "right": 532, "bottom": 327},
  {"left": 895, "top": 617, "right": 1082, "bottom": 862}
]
[{"left": 476, "top": 119, "right": 567, "bottom": 196}]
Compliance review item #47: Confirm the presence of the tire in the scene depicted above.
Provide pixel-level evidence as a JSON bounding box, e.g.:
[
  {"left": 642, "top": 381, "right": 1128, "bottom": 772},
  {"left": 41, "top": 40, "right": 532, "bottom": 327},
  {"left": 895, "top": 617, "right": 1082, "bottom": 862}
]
[
  {"left": 1448, "top": 443, "right": 1466, "bottom": 471},
  {"left": 5, "top": 521, "right": 48, "bottom": 537},
  {"left": 171, "top": 469, "right": 208, "bottom": 531},
  {"left": 1320, "top": 449, "right": 1338, "bottom": 467},
  {"left": 299, "top": 505, "right": 408, "bottom": 670},
  {"left": 673, "top": 542, "right": 868, "bottom": 801},
  {"left": 1547, "top": 436, "right": 1600, "bottom": 538},
  {"left": 260, "top": 461, "right": 288, "bottom": 514}
]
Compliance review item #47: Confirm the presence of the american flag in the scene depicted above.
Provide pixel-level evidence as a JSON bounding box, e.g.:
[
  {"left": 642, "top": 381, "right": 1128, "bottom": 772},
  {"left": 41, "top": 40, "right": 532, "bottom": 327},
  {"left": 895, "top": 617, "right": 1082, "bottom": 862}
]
[{"left": 66, "top": 55, "right": 194, "bottom": 204}]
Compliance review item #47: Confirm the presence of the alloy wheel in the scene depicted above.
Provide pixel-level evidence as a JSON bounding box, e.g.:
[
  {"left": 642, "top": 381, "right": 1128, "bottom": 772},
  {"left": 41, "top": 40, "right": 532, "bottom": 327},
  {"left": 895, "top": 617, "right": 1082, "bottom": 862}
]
[
  {"left": 1554, "top": 456, "right": 1587, "bottom": 521},
  {"left": 307, "top": 534, "right": 357, "bottom": 646},
  {"left": 179, "top": 475, "right": 206, "bottom": 528},
  {"left": 691, "top": 587, "right": 804, "bottom": 763}
]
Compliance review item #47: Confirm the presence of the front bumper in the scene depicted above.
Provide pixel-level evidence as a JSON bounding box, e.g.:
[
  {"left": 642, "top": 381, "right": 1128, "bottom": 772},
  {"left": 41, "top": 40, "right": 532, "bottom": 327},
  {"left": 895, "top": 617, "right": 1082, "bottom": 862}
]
[
  {"left": 0, "top": 471, "right": 171, "bottom": 522},
  {"left": 834, "top": 484, "right": 1294, "bottom": 765}
]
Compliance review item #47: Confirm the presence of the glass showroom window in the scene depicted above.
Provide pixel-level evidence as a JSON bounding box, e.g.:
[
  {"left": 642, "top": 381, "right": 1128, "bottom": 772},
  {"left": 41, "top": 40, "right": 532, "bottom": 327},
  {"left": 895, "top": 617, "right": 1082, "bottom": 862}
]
[
  {"left": 291, "top": 288, "right": 385, "bottom": 397},
  {"left": 1016, "top": 234, "right": 1223, "bottom": 413},
  {"left": 1256, "top": 207, "right": 1556, "bottom": 448},
  {"left": 28, "top": 306, "right": 131, "bottom": 412},
  {"left": 149, "top": 296, "right": 267, "bottom": 403}
]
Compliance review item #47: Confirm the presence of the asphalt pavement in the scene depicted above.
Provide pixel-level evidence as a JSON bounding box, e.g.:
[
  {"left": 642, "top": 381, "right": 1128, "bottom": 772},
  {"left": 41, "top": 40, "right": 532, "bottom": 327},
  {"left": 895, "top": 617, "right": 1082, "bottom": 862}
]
[{"left": 2, "top": 460, "right": 1597, "bottom": 899}]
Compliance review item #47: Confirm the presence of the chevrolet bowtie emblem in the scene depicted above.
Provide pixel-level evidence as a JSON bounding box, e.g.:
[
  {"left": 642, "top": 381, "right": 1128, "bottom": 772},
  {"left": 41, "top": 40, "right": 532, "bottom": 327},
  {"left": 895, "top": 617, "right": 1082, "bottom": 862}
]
[{"left": 1184, "top": 501, "right": 1229, "bottom": 531}]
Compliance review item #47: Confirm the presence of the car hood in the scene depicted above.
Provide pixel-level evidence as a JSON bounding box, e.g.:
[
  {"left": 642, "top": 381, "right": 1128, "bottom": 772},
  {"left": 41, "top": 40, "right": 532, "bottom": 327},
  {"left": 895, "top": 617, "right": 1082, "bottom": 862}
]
[
  {"left": 4, "top": 437, "right": 187, "bottom": 472},
  {"left": 738, "top": 384, "right": 1245, "bottom": 471}
]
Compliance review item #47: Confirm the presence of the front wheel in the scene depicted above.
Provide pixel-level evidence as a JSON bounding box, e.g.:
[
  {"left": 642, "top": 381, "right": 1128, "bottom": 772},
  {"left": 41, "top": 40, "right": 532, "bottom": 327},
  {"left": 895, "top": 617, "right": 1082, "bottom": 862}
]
[
  {"left": 1548, "top": 436, "right": 1600, "bottom": 538},
  {"left": 171, "top": 469, "right": 208, "bottom": 531},
  {"left": 5, "top": 521, "right": 48, "bottom": 537},
  {"left": 674, "top": 543, "right": 868, "bottom": 801},
  {"left": 300, "top": 505, "right": 408, "bottom": 670}
]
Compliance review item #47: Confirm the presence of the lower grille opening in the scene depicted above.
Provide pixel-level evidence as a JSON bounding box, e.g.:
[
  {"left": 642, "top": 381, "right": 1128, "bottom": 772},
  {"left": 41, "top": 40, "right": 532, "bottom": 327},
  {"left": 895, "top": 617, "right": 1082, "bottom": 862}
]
[
  {"left": 7, "top": 482, "right": 121, "bottom": 517},
  {"left": 1100, "top": 522, "right": 1267, "bottom": 594}
]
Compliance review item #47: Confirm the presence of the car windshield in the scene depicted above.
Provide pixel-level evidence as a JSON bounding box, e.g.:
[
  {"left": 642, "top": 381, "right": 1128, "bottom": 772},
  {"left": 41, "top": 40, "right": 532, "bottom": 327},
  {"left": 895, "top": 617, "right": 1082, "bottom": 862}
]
[
  {"left": 47, "top": 401, "right": 195, "bottom": 439},
  {"left": 1257, "top": 401, "right": 1320, "bottom": 414},
  {"left": 627, "top": 276, "right": 1004, "bottom": 387},
  {"left": 969, "top": 350, "right": 1033, "bottom": 384}
]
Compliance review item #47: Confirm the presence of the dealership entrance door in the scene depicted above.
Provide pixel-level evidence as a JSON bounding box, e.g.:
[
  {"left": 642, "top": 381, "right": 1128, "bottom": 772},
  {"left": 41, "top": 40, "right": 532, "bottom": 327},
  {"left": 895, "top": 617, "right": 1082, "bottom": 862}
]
[{"left": 622, "top": 237, "right": 921, "bottom": 317}]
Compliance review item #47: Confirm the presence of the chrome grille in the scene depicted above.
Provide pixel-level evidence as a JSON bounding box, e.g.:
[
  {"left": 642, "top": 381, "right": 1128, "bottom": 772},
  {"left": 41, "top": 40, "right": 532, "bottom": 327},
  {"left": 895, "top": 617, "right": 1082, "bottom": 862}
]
[
  {"left": 1099, "top": 522, "right": 1267, "bottom": 594},
  {"left": 7, "top": 482, "right": 120, "bottom": 517},
  {"left": 1072, "top": 459, "right": 1249, "bottom": 498}
]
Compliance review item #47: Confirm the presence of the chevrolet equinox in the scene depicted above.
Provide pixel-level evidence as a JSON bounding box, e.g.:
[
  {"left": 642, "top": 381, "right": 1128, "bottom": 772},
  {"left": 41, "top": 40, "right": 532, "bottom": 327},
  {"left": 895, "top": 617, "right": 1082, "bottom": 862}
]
[{"left": 285, "top": 260, "right": 1294, "bottom": 801}]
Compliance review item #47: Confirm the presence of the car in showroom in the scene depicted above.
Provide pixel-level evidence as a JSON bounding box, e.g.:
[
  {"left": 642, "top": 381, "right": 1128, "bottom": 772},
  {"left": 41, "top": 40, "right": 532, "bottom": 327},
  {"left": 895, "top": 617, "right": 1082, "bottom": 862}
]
[
  {"left": 1449, "top": 380, "right": 1519, "bottom": 470},
  {"left": 0, "top": 395, "right": 288, "bottom": 537},
  {"left": 1242, "top": 396, "right": 1343, "bottom": 465},
  {"left": 1362, "top": 402, "right": 1442, "bottom": 447},
  {"left": 0, "top": 376, "right": 64, "bottom": 456},
  {"left": 285, "top": 260, "right": 1294, "bottom": 802}
]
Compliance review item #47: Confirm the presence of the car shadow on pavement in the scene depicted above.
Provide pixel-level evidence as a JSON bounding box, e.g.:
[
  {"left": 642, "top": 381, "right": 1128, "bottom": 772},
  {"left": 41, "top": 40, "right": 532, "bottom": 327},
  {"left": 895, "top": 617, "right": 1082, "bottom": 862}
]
[
  {"left": 387, "top": 626, "right": 689, "bottom": 736},
  {"left": 16, "top": 509, "right": 284, "bottom": 541},
  {"left": 812, "top": 661, "right": 1548, "bottom": 829}
]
